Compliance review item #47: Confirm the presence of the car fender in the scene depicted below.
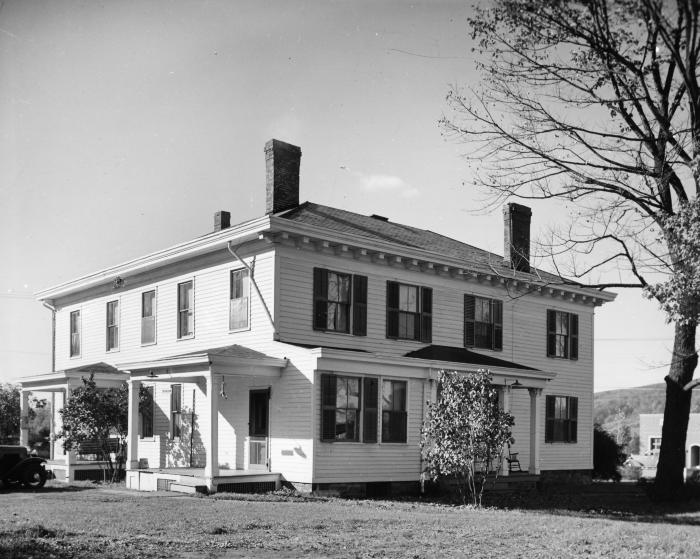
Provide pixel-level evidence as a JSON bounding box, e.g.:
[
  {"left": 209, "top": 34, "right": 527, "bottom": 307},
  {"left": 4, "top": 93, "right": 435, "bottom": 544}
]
[{"left": 6, "top": 457, "right": 46, "bottom": 478}]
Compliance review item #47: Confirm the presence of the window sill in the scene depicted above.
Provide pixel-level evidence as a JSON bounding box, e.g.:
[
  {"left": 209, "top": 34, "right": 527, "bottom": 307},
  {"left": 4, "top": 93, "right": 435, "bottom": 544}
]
[
  {"left": 545, "top": 441, "right": 578, "bottom": 444},
  {"left": 141, "top": 341, "right": 157, "bottom": 347},
  {"left": 177, "top": 335, "right": 195, "bottom": 341},
  {"left": 106, "top": 348, "right": 120, "bottom": 353},
  {"left": 465, "top": 346, "right": 503, "bottom": 353},
  {"left": 229, "top": 325, "right": 251, "bottom": 334},
  {"left": 386, "top": 336, "right": 423, "bottom": 343},
  {"left": 69, "top": 354, "right": 81, "bottom": 360},
  {"left": 313, "top": 328, "right": 352, "bottom": 336}
]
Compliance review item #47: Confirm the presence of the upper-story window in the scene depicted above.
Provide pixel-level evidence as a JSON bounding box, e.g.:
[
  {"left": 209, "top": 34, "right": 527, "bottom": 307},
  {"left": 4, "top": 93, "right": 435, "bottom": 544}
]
[
  {"left": 106, "top": 300, "right": 119, "bottom": 351},
  {"left": 230, "top": 269, "right": 250, "bottom": 331},
  {"left": 386, "top": 281, "right": 432, "bottom": 342},
  {"left": 313, "top": 268, "right": 367, "bottom": 336},
  {"left": 141, "top": 290, "right": 156, "bottom": 345},
  {"left": 545, "top": 395, "right": 578, "bottom": 443},
  {"left": 69, "top": 310, "right": 81, "bottom": 357},
  {"left": 177, "top": 281, "right": 194, "bottom": 339},
  {"left": 464, "top": 295, "right": 503, "bottom": 351},
  {"left": 546, "top": 310, "right": 578, "bottom": 359}
]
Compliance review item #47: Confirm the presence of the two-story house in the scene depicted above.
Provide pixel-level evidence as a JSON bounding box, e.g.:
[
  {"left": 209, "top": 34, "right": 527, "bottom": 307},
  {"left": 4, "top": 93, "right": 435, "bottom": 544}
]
[{"left": 19, "top": 139, "right": 614, "bottom": 494}]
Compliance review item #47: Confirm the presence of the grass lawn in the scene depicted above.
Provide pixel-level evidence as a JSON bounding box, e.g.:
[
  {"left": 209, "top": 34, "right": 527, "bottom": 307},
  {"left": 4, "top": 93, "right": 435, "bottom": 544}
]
[{"left": 1, "top": 482, "right": 700, "bottom": 558}]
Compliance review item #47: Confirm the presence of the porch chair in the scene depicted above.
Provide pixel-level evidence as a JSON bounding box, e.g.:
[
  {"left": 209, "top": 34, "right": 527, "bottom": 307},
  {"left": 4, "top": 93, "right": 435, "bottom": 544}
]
[{"left": 507, "top": 443, "right": 522, "bottom": 473}]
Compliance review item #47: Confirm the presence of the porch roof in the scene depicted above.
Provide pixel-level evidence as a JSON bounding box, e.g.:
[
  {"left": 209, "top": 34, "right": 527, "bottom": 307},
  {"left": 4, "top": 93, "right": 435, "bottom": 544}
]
[
  {"left": 117, "top": 344, "right": 288, "bottom": 376},
  {"left": 17, "top": 362, "right": 128, "bottom": 390},
  {"left": 403, "top": 345, "right": 538, "bottom": 371}
]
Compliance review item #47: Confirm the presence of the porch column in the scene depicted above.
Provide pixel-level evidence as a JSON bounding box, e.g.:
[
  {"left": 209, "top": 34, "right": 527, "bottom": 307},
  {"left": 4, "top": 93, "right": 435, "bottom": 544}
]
[
  {"left": 500, "top": 386, "right": 512, "bottom": 476},
  {"left": 50, "top": 392, "right": 55, "bottom": 460},
  {"left": 64, "top": 386, "right": 77, "bottom": 482},
  {"left": 127, "top": 379, "right": 141, "bottom": 469},
  {"left": 19, "top": 389, "right": 29, "bottom": 447},
  {"left": 528, "top": 388, "right": 542, "bottom": 475},
  {"left": 204, "top": 374, "right": 219, "bottom": 488}
]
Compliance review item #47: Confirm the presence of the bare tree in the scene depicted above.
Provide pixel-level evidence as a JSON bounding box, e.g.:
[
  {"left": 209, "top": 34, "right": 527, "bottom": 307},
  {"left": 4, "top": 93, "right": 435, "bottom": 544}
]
[{"left": 445, "top": 0, "right": 700, "bottom": 499}]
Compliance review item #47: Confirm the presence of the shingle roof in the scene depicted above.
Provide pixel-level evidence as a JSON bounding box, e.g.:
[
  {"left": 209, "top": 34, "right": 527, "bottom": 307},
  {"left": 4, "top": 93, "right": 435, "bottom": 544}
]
[
  {"left": 168, "top": 345, "right": 276, "bottom": 361},
  {"left": 280, "top": 202, "right": 574, "bottom": 285},
  {"left": 404, "top": 345, "right": 539, "bottom": 371}
]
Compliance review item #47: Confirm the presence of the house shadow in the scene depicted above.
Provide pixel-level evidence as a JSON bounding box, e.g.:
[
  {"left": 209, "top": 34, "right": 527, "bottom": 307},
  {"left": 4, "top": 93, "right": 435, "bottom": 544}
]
[
  {"left": 162, "top": 410, "right": 206, "bottom": 468},
  {"left": 485, "top": 483, "right": 700, "bottom": 526}
]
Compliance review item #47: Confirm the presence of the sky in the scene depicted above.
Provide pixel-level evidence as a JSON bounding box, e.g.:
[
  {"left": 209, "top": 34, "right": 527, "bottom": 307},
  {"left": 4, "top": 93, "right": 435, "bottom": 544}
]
[{"left": 0, "top": 0, "right": 678, "bottom": 392}]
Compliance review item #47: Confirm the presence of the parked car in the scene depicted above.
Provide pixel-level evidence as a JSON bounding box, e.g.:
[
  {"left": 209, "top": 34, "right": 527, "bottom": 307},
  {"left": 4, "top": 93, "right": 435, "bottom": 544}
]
[{"left": 0, "top": 445, "right": 47, "bottom": 489}]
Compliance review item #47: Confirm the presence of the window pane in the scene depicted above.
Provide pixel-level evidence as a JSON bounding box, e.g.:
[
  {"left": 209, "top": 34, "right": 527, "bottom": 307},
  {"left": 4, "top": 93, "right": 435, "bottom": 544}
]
[
  {"left": 398, "top": 312, "right": 416, "bottom": 339},
  {"left": 142, "top": 291, "right": 155, "bottom": 318},
  {"left": 347, "top": 377, "right": 360, "bottom": 409},
  {"left": 337, "top": 275, "right": 350, "bottom": 302},
  {"left": 336, "top": 379, "right": 347, "bottom": 408},
  {"left": 399, "top": 285, "right": 418, "bottom": 312}
]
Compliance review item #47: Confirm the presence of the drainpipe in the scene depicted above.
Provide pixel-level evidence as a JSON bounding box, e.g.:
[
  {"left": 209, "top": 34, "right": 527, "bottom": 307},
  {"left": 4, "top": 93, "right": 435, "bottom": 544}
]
[
  {"left": 42, "top": 300, "right": 57, "bottom": 372},
  {"left": 227, "top": 241, "right": 279, "bottom": 341}
]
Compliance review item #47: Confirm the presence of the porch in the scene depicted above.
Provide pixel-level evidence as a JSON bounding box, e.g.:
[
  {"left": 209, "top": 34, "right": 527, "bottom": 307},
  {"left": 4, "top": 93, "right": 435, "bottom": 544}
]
[{"left": 126, "top": 467, "right": 282, "bottom": 494}]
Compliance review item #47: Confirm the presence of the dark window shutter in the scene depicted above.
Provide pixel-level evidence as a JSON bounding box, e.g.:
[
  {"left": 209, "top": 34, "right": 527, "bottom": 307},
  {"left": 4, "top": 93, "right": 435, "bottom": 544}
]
[
  {"left": 570, "top": 313, "right": 579, "bottom": 360},
  {"left": 546, "top": 310, "right": 556, "bottom": 357},
  {"left": 493, "top": 299, "right": 503, "bottom": 351},
  {"left": 320, "top": 374, "right": 337, "bottom": 441},
  {"left": 420, "top": 287, "right": 432, "bottom": 343},
  {"left": 545, "top": 395, "right": 555, "bottom": 442},
  {"left": 464, "top": 295, "right": 475, "bottom": 347},
  {"left": 352, "top": 275, "right": 368, "bottom": 336},
  {"left": 569, "top": 397, "right": 578, "bottom": 443},
  {"left": 386, "top": 281, "right": 399, "bottom": 338},
  {"left": 362, "top": 377, "right": 378, "bottom": 443},
  {"left": 313, "top": 268, "right": 328, "bottom": 331}
]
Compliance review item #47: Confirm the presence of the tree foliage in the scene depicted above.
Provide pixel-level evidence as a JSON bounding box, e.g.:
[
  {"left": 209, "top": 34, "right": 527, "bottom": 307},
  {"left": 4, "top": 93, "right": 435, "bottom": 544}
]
[
  {"left": 0, "top": 383, "right": 20, "bottom": 443},
  {"left": 420, "top": 370, "right": 514, "bottom": 506},
  {"left": 56, "top": 376, "right": 128, "bottom": 482},
  {"left": 448, "top": 0, "right": 700, "bottom": 499},
  {"left": 593, "top": 423, "right": 626, "bottom": 480}
]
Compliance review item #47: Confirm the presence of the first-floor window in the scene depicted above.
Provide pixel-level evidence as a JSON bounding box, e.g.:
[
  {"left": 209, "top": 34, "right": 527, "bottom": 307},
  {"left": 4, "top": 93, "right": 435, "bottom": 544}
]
[
  {"left": 106, "top": 300, "right": 119, "bottom": 351},
  {"left": 381, "top": 380, "right": 407, "bottom": 443},
  {"left": 545, "top": 395, "right": 578, "bottom": 443},
  {"left": 320, "top": 374, "right": 408, "bottom": 444},
  {"left": 171, "top": 384, "right": 182, "bottom": 439},
  {"left": 69, "top": 310, "right": 81, "bottom": 357},
  {"left": 140, "top": 386, "right": 154, "bottom": 438}
]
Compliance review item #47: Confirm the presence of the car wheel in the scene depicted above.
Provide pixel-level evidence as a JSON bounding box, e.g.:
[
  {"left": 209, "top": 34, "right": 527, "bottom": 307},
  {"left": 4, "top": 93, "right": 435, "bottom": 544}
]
[{"left": 22, "top": 465, "right": 47, "bottom": 489}]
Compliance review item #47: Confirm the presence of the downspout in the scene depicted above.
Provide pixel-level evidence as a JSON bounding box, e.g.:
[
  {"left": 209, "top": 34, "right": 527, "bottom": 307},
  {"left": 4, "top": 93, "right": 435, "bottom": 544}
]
[
  {"left": 227, "top": 241, "right": 279, "bottom": 341},
  {"left": 42, "top": 301, "right": 57, "bottom": 372}
]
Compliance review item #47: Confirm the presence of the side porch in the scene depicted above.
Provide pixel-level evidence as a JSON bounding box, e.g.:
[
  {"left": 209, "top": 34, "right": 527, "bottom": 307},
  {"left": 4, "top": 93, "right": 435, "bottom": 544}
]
[{"left": 119, "top": 345, "right": 289, "bottom": 493}]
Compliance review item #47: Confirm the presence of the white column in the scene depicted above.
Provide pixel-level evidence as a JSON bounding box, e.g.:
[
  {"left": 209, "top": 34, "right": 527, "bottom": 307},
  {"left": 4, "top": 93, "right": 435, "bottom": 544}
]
[
  {"left": 19, "top": 389, "right": 30, "bottom": 447},
  {"left": 528, "top": 388, "right": 542, "bottom": 475},
  {"left": 64, "top": 387, "right": 77, "bottom": 482},
  {"left": 500, "top": 386, "right": 512, "bottom": 476},
  {"left": 127, "top": 379, "right": 141, "bottom": 469},
  {"left": 49, "top": 392, "right": 55, "bottom": 460},
  {"left": 204, "top": 374, "right": 219, "bottom": 489}
]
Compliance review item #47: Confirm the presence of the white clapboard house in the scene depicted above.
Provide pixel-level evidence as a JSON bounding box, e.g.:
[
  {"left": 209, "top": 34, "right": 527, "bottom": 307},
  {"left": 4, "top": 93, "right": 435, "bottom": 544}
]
[{"left": 19, "top": 139, "right": 614, "bottom": 494}]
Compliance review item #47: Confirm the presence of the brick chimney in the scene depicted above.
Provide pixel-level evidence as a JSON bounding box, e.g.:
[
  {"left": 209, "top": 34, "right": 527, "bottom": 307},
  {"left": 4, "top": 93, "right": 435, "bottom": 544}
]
[
  {"left": 214, "top": 210, "right": 231, "bottom": 232},
  {"left": 503, "top": 203, "right": 532, "bottom": 273},
  {"left": 265, "top": 139, "right": 301, "bottom": 214}
]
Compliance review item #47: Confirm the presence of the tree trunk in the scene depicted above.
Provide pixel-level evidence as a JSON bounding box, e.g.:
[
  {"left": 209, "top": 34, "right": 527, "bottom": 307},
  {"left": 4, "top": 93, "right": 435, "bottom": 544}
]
[{"left": 653, "top": 320, "right": 698, "bottom": 501}]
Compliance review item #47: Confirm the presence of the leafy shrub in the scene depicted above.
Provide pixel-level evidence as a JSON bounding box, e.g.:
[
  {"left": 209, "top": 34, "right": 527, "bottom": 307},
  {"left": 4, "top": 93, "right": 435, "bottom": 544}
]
[{"left": 593, "top": 424, "right": 625, "bottom": 481}]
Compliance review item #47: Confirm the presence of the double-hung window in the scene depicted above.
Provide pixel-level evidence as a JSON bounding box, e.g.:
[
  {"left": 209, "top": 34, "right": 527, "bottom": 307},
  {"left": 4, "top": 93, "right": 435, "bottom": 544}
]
[
  {"left": 546, "top": 310, "right": 578, "bottom": 359},
  {"left": 464, "top": 295, "right": 503, "bottom": 350},
  {"left": 106, "top": 300, "right": 119, "bottom": 351},
  {"left": 69, "top": 310, "right": 81, "bottom": 357},
  {"left": 381, "top": 380, "right": 407, "bottom": 443},
  {"left": 171, "top": 384, "right": 182, "bottom": 439},
  {"left": 177, "top": 281, "right": 194, "bottom": 339},
  {"left": 386, "top": 281, "right": 432, "bottom": 342},
  {"left": 141, "top": 290, "right": 156, "bottom": 345},
  {"left": 320, "top": 374, "right": 407, "bottom": 444},
  {"left": 140, "top": 386, "right": 154, "bottom": 438},
  {"left": 650, "top": 436, "right": 662, "bottom": 453},
  {"left": 230, "top": 269, "right": 250, "bottom": 331},
  {"left": 313, "top": 268, "right": 367, "bottom": 336},
  {"left": 545, "top": 395, "right": 578, "bottom": 443}
]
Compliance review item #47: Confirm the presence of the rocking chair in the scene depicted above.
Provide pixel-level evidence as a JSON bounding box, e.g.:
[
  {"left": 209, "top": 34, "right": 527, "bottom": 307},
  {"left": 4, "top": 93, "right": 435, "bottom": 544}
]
[{"left": 507, "top": 443, "right": 522, "bottom": 473}]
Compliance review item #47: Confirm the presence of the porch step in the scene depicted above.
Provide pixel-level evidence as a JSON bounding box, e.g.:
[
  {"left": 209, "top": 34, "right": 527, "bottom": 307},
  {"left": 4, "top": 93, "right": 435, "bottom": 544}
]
[{"left": 169, "top": 483, "right": 207, "bottom": 494}]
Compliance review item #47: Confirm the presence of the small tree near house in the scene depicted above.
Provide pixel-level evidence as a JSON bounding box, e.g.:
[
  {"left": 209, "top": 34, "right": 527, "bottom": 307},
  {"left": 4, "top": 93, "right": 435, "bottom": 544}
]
[
  {"left": 56, "top": 375, "right": 129, "bottom": 482},
  {"left": 421, "top": 370, "right": 514, "bottom": 506}
]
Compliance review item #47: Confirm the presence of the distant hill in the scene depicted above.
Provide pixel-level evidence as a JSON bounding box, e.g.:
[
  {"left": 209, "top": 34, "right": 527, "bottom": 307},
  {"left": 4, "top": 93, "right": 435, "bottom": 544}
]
[{"left": 593, "top": 383, "right": 700, "bottom": 454}]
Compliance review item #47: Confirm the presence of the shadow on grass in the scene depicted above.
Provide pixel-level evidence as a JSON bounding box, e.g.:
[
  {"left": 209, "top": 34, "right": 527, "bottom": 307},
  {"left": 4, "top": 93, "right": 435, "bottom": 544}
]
[
  {"left": 482, "top": 483, "right": 700, "bottom": 526},
  {"left": 0, "top": 481, "right": 99, "bottom": 495}
]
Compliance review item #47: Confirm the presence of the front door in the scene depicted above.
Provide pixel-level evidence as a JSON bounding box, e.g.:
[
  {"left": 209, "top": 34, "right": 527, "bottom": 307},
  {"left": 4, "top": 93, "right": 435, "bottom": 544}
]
[{"left": 248, "top": 389, "right": 269, "bottom": 470}]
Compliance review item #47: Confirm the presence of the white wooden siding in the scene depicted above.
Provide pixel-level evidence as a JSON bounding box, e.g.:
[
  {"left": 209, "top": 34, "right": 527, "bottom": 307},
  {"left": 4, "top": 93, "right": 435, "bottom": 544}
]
[
  {"left": 277, "top": 245, "right": 598, "bottom": 473},
  {"left": 54, "top": 248, "right": 275, "bottom": 371}
]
